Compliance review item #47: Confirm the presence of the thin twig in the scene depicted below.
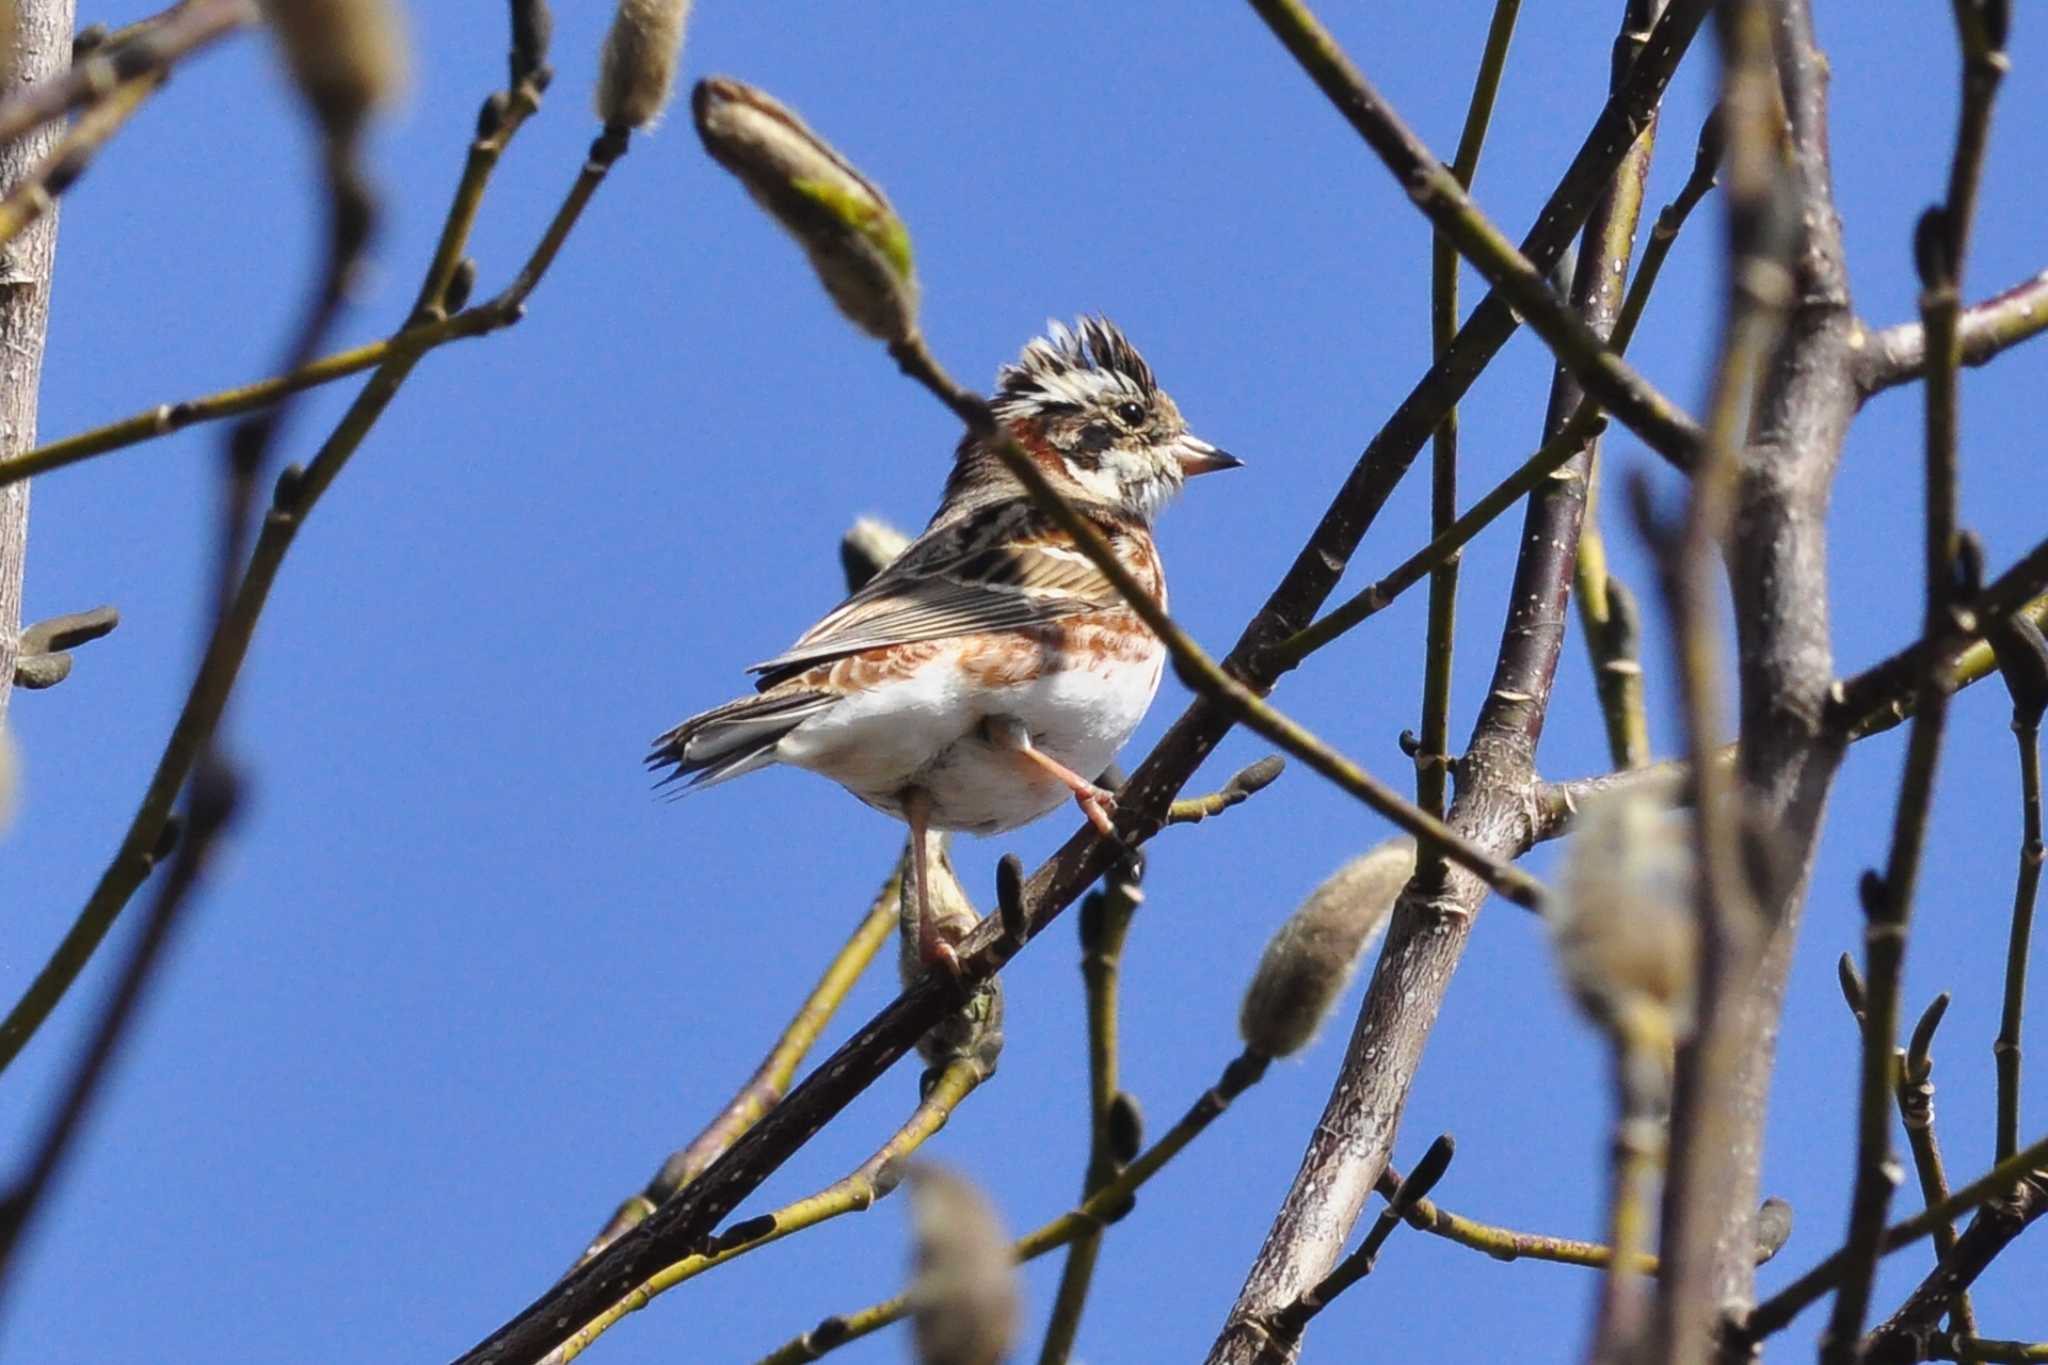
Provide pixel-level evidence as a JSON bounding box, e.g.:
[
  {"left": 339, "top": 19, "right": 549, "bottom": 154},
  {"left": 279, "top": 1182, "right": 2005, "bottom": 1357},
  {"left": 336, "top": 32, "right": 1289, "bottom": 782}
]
[
  {"left": 1647, "top": 2, "right": 1789, "bottom": 1360},
  {"left": 749, "top": 1053, "right": 1273, "bottom": 1365},
  {"left": 1273, "top": 85, "right": 1701, "bottom": 674},
  {"left": 1246, "top": 0, "right": 1703, "bottom": 472},
  {"left": 1891, "top": 994, "right": 1975, "bottom": 1338},
  {"left": 1929, "top": 1339, "right": 2048, "bottom": 1365},
  {"left": 1037, "top": 856, "right": 1145, "bottom": 1365},
  {"left": 1270, "top": 1136, "right": 1456, "bottom": 1343},
  {"left": 1162, "top": 756, "right": 1286, "bottom": 826},
  {"left": 0, "top": 61, "right": 374, "bottom": 1298},
  {"left": 1825, "top": 6, "right": 2005, "bottom": 1346},
  {"left": 1576, "top": 103, "right": 1720, "bottom": 771},
  {"left": 886, "top": 334, "right": 1550, "bottom": 912},
  {"left": 1863, "top": 1169, "right": 2048, "bottom": 1365},
  {"left": 0, "top": 72, "right": 162, "bottom": 248},
  {"left": 1834, "top": 550, "right": 2048, "bottom": 741},
  {"left": 0, "top": 0, "right": 251, "bottom": 148},
  {"left": 543, "top": 1054, "right": 993, "bottom": 1365},
  {"left": 456, "top": 12, "right": 1717, "bottom": 1356},
  {"left": 1734, "top": 1130, "right": 2048, "bottom": 1346},
  {"left": 1857, "top": 268, "right": 2048, "bottom": 399},
  {"left": 0, "top": 51, "right": 625, "bottom": 1079},
  {"left": 1991, "top": 615, "right": 2048, "bottom": 1164},
  {"left": 1418, "top": 0, "right": 1522, "bottom": 822},
  {"left": 572, "top": 861, "right": 902, "bottom": 1268}
]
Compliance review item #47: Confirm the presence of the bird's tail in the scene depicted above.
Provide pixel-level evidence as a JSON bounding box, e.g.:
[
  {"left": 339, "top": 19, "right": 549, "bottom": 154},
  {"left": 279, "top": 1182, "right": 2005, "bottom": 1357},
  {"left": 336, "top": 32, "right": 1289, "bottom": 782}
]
[{"left": 646, "top": 690, "right": 835, "bottom": 793}]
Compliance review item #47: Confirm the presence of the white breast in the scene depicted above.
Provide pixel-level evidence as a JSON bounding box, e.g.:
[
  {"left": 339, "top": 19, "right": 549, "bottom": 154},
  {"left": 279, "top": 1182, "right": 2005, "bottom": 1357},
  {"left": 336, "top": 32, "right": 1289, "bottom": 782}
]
[{"left": 772, "top": 633, "right": 1165, "bottom": 836}]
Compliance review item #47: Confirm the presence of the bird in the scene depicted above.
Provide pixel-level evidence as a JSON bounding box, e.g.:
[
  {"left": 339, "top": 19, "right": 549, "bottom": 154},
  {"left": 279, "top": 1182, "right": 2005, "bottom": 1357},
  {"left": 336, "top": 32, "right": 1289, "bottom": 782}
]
[{"left": 648, "top": 316, "right": 1240, "bottom": 973}]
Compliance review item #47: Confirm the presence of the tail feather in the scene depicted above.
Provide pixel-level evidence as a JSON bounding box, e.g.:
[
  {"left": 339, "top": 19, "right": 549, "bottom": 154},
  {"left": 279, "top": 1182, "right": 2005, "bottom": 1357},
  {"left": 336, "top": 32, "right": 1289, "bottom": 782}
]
[{"left": 647, "top": 690, "right": 834, "bottom": 794}]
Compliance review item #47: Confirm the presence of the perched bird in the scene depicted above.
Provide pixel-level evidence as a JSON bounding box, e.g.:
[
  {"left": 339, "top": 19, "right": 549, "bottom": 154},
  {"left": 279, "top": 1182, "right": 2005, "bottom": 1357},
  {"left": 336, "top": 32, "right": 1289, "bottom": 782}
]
[{"left": 649, "top": 317, "right": 1240, "bottom": 971}]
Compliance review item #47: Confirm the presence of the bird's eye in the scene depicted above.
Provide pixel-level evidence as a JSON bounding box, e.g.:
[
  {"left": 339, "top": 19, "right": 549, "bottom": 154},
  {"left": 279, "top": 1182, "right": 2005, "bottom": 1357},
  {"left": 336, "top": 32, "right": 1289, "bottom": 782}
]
[{"left": 1115, "top": 400, "right": 1148, "bottom": 427}]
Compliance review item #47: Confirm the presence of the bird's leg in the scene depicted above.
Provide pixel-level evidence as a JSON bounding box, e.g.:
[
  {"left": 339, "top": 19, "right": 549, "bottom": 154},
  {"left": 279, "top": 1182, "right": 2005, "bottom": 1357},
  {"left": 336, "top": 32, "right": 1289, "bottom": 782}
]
[
  {"left": 981, "top": 716, "right": 1118, "bottom": 838},
  {"left": 902, "top": 787, "right": 961, "bottom": 977}
]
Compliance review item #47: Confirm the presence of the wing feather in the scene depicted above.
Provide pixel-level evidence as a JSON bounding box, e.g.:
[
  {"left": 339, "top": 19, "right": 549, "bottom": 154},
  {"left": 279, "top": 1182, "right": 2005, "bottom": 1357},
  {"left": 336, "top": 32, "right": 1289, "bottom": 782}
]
[{"left": 748, "top": 511, "right": 1125, "bottom": 684}]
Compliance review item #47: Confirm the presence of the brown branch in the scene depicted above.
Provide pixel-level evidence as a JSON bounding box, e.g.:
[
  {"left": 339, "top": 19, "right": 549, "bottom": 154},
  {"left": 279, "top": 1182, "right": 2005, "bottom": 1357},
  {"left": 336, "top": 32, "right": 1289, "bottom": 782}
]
[
  {"left": 450, "top": 8, "right": 1717, "bottom": 1357},
  {"left": 1645, "top": 10, "right": 1789, "bottom": 1362},
  {"left": 1826, "top": 5, "right": 2005, "bottom": 1347},
  {"left": 1734, "top": 1131, "right": 2048, "bottom": 1348},
  {"left": 1245, "top": 0, "right": 1702, "bottom": 473},
  {"left": 0, "top": 0, "right": 251, "bottom": 150},
  {"left": 1205, "top": 5, "right": 1666, "bottom": 1360},
  {"left": 1992, "top": 615, "right": 2048, "bottom": 1165},
  {"left": 1863, "top": 1169, "right": 2048, "bottom": 1365}
]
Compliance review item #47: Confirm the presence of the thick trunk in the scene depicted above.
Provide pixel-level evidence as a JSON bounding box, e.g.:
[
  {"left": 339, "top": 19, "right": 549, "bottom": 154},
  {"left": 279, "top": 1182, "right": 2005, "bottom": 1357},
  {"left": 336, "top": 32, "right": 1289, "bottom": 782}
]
[{"left": 0, "top": 0, "right": 76, "bottom": 726}]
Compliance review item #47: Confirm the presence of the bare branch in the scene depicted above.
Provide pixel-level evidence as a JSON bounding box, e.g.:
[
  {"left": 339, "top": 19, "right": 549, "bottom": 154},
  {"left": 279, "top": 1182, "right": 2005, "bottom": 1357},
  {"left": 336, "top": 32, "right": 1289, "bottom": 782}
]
[{"left": 1858, "top": 268, "right": 2048, "bottom": 399}]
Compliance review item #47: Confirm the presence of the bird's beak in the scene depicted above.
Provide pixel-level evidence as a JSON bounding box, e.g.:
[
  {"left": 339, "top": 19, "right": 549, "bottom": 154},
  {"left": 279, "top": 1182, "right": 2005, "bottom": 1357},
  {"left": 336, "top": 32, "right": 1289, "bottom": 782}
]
[{"left": 1176, "top": 437, "right": 1244, "bottom": 478}]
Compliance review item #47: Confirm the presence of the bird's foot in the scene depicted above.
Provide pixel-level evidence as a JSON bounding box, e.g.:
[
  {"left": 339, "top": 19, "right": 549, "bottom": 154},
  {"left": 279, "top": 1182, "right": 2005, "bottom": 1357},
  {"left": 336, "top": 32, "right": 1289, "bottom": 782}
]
[
  {"left": 919, "top": 920, "right": 966, "bottom": 979},
  {"left": 1075, "top": 785, "right": 1119, "bottom": 838}
]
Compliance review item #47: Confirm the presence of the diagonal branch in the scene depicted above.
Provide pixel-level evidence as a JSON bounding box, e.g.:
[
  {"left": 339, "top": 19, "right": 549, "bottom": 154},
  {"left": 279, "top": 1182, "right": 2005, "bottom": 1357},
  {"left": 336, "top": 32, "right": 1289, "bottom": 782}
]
[
  {"left": 1246, "top": 0, "right": 1702, "bottom": 472},
  {"left": 1205, "top": 4, "right": 1666, "bottom": 1360},
  {"left": 449, "top": 9, "right": 1716, "bottom": 1357}
]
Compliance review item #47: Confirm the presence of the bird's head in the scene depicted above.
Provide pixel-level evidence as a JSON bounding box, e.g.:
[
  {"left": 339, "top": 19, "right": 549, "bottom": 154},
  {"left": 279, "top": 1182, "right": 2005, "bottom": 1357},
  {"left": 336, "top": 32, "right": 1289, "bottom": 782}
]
[{"left": 987, "top": 316, "right": 1240, "bottom": 523}]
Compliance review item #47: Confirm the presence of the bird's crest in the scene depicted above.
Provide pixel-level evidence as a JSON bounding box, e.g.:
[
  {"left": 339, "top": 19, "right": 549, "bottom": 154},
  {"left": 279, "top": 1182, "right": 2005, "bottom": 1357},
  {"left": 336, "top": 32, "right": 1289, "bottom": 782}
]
[{"left": 993, "top": 316, "right": 1156, "bottom": 417}]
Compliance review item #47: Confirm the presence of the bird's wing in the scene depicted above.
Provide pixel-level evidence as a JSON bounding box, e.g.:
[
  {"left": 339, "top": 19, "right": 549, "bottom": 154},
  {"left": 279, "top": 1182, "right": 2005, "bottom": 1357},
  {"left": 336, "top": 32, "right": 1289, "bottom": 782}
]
[{"left": 748, "top": 509, "right": 1126, "bottom": 684}]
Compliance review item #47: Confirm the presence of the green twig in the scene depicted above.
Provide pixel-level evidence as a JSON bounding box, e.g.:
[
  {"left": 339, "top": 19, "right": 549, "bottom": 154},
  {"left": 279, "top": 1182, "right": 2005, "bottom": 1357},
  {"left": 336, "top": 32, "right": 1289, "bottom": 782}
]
[
  {"left": 751, "top": 1052, "right": 1272, "bottom": 1365},
  {"left": 1037, "top": 857, "right": 1146, "bottom": 1365},
  {"left": 1576, "top": 104, "right": 1720, "bottom": 770},
  {"left": 572, "top": 860, "right": 902, "bottom": 1269},
  {"left": 546, "top": 1055, "right": 993, "bottom": 1365},
  {"left": 1162, "top": 756, "right": 1286, "bottom": 826}
]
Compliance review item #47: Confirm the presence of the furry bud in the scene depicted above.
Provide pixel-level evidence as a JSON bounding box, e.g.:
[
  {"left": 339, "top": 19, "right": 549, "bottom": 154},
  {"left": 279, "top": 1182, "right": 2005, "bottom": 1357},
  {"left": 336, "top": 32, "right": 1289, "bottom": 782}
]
[
  {"left": 1551, "top": 783, "right": 1698, "bottom": 1052},
  {"left": 596, "top": 0, "right": 693, "bottom": 130},
  {"left": 898, "top": 842, "right": 1003, "bottom": 1075},
  {"left": 840, "top": 517, "right": 910, "bottom": 593},
  {"left": 692, "top": 77, "right": 918, "bottom": 342},
  {"left": 905, "top": 1163, "right": 1019, "bottom": 1365},
  {"left": 260, "top": 0, "right": 406, "bottom": 139},
  {"left": 1240, "top": 837, "right": 1416, "bottom": 1059}
]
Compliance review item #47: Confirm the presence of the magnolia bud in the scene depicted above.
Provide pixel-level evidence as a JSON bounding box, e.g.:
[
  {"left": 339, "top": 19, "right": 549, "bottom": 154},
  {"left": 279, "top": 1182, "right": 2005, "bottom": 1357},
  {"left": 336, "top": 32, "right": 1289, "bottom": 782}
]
[
  {"left": 260, "top": 0, "right": 406, "bottom": 139},
  {"left": 595, "top": 0, "right": 693, "bottom": 130},
  {"left": 905, "top": 1163, "right": 1019, "bottom": 1365},
  {"left": 898, "top": 841, "right": 1003, "bottom": 1075},
  {"left": 1240, "top": 837, "right": 1416, "bottom": 1059},
  {"left": 840, "top": 517, "right": 911, "bottom": 592},
  {"left": 1551, "top": 783, "right": 1698, "bottom": 1051},
  {"left": 692, "top": 77, "right": 919, "bottom": 342}
]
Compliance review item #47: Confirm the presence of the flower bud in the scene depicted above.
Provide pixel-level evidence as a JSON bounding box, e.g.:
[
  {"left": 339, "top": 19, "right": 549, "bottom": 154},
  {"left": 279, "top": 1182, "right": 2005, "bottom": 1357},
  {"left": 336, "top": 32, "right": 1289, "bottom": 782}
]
[
  {"left": 596, "top": 0, "right": 693, "bottom": 130},
  {"left": 260, "top": 0, "right": 406, "bottom": 139},
  {"left": 1551, "top": 783, "right": 1698, "bottom": 1051},
  {"left": 1240, "top": 837, "right": 1415, "bottom": 1059},
  {"left": 905, "top": 1162, "right": 1019, "bottom": 1365},
  {"left": 840, "top": 516, "right": 910, "bottom": 592},
  {"left": 898, "top": 841, "right": 1003, "bottom": 1076},
  {"left": 692, "top": 77, "right": 919, "bottom": 342}
]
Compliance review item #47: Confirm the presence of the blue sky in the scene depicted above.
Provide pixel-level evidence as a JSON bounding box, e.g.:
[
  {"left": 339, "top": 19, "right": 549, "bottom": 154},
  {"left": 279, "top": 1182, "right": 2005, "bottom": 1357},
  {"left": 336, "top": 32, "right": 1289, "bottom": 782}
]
[{"left": 5, "top": 3, "right": 2045, "bottom": 1362}]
